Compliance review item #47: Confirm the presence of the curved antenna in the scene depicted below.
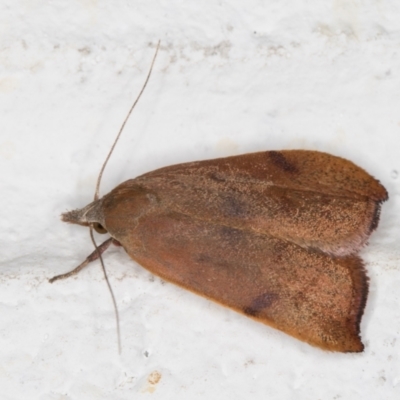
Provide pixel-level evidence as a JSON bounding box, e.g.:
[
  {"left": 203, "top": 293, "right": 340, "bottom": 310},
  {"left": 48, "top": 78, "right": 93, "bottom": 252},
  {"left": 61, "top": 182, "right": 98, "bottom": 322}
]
[
  {"left": 94, "top": 40, "right": 161, "bottom": 201},
  {"left": 89, "top": 227, "right": 122, "bottom": 353},
  {"left": 92, "top": 42, "right": 160, "bottom": 353}
]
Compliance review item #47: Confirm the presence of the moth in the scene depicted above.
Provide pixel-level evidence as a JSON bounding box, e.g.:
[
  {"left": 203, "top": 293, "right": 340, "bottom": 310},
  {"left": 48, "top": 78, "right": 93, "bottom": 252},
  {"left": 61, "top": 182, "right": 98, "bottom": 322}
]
[{"left": 52, "top": 43, "right": 388, "bottom": 353}]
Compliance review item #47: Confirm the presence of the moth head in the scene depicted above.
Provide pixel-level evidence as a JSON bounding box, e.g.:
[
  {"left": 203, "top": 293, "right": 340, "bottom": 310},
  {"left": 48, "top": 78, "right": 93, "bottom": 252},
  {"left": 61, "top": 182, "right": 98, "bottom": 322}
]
[{"left": 61, "top": 198, "right": 108, "bottom": 234}]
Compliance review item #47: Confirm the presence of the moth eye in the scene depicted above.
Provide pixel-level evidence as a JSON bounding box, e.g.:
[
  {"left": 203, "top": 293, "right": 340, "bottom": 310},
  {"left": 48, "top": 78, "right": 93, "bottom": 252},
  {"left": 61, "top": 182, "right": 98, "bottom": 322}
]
[{"left": 93, "top": 222, "right": 107, "bottom": 234}]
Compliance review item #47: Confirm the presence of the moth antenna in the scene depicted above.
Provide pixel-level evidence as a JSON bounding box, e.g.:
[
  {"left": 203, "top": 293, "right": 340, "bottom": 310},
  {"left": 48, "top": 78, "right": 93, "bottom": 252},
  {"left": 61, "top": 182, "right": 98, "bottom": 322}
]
[
  {"left": 90, "top": 226, "right": 122, "bottom": 354},
  {"left": 91, "top": 42, "right": 160, "bottom": 353},
  {"left": 94, "top": 40, "right": 161, "bottom": 201}
]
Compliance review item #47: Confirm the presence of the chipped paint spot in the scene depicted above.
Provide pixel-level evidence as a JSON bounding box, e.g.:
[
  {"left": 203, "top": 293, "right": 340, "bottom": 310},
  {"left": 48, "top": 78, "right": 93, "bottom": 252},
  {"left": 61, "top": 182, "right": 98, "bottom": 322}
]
[{"left": 141, "top": 371, "right": 162, "bottom": 393}]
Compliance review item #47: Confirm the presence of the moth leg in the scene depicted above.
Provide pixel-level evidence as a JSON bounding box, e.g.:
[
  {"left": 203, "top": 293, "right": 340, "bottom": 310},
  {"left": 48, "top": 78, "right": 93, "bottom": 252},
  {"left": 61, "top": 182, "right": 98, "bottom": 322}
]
[{"left": 49, "top": 238, "right": 118, "bottom": 283}]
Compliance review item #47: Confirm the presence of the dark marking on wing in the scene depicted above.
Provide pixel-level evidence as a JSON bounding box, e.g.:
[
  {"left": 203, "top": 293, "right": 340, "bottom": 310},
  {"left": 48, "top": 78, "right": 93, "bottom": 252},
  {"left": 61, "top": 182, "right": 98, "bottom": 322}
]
[
  {"left": 222, "top": 195, "right": 247, "bottom": 218},
  {"left": 209, "top": 172, "right": 226, "bottom": 182},
  {"left": 195, "top": 253, "right": 212, "bottom": 263},
  {"left": 268, "top": 151, "right": 298, "bottom": 174},
  {"left": 243, "top": 292, "right": 279, "bottom": 316},
  {"left": 219, "top": 226, "right": 245, "bottom": 247},
  {"left": 368, "top": 201, "right": 382, "bottom": 234}
]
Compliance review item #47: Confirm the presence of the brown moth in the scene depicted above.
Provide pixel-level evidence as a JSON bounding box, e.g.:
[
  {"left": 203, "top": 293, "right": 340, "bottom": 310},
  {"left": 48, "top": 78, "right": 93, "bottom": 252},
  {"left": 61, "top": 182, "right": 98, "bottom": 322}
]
[{"left": 52, "top": 44, "right": 388, "bottom": 353}]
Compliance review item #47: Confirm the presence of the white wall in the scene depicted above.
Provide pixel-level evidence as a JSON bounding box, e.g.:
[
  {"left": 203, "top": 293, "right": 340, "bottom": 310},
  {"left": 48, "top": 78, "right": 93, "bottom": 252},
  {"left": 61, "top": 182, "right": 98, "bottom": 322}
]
[{"left": 1, "top": 1, "right": 399, "bottom": 399}]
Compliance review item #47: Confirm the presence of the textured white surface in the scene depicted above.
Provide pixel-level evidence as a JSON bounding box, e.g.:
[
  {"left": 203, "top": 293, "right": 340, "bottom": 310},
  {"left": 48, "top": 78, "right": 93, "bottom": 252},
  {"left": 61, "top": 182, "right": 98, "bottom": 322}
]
[{"left": 1, "top": 1, "right": 400, "bottom": 399}]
